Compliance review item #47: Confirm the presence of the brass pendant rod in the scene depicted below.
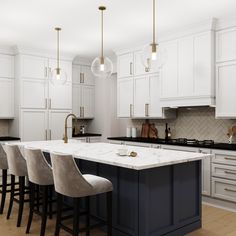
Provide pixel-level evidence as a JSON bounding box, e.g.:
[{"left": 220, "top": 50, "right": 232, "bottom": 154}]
[
  {"left": 55, "top": 27, "right": 61, "bottom": 70},
  {"left": 101, "top": 8, "right": 104, "bottom": 59},
  {"left": 153, "top": 0, "right": 156, "bottom": 44}
]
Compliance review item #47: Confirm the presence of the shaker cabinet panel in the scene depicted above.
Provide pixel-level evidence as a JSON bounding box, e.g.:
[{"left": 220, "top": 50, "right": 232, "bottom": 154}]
[
  {"left": 117, "top": 53, "right": 133, "bottom": 78},
  {"left": 160, "top": 41, "right": 178, "bottom": 99},
  {"left": 72, "top": 84, "right": 82, "bottom": 117},
  {"left": 0, "top": 54, "right": 14, "bottom": 78},
  {"left": 117, "top": 78, "right": 133, "bottom": 118},
  {"left": 20, "top": 110, "right": 48, "bottom": 141},
  {"left": 21, "top": 55, "right": 48, "bottom": 79},
  {"left": 81, "top": 86, "right": 95, "bottom": 118},
  {"left": 0, "top": 78, "right": 14, "bottom": 118},
  {"left": 216, "top": 62, "right": 236, "bottom": 118},
  {"left": 133, "top": 76, "right": 149, "bottom": 117},
  {"left": 49, "top": 82, "right": 72, "bottom": 110},
  {"left": 21, "top": 79, "right": 47, "bottom": 109}
]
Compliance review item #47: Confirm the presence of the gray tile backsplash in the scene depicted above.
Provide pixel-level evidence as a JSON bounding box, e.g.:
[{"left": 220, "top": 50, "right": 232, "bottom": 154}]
[
  {"left": 0, "top": 120, "right": 9, "bottom": 136},
  {"left": 123, "top": 107, "right": 236, "bottom": 143}
]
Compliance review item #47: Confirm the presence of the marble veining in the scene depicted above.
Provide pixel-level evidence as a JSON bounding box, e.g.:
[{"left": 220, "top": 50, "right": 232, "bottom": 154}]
[{"left": 15, "top": 140, "right": 211, "bottom": 170}]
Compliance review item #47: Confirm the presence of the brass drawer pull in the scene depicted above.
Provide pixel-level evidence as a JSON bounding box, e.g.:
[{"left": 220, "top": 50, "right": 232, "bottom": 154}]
[
  {"left": 224, "top": 188, "right": 236, "bottom": 193},
  {"left": 130, "top": 62, "right": 133, "bottom": 75},
  {"left": 225, "top": 170, "right": 236, "bottom": 175},
  {"left": 225, "top": 157, "right": 236, "bottom": 161},
  {"left": 130, "top": 104, "right": 133, "bottom": 117},
  {"left": 145, "top": 104, "right": 149, "bottom": 117}
]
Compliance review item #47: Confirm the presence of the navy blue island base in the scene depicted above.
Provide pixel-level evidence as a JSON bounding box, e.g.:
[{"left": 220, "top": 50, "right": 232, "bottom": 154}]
[{"left": 76, "top": 159, "right": 202, "bottom": 236}]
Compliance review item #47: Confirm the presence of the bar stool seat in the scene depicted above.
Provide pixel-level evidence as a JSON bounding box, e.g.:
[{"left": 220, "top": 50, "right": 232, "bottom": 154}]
[{"left": 51, "top": 153, "right": 113, "bottom": 236}]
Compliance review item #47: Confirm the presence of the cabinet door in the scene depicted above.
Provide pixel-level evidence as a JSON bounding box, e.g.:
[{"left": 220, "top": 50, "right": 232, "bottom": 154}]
[
  {"left": 216, "top": 62, "right": 236, "bottom": 118},
  {"left": 133, "top": 76, "right": 149, "bottom": 118},
  {"left": 199, "top": 149, "right": 211, "bottom": 196},
  {"left": 0, "top": 78, "right": 14, "bottom": 118},
  {"left": 117, "top": 78, "right": 133, "bottom": 118},
  {"left": 149, "top": 74, "right": 163, "bottom": 118},
  {"left": 49, "top": 82, "right": 72, "bottom": 110},
  {"left": 72, "top": 65, "right": 81, "bottom": 84},
  {"left": 48, "top": 110, "right": 71, "bottom": 140},
  {"left": 117, "top": 53, "right": 133, "bottom": 78},
  {"left": 81, "top": 65, "right": 95, "bottom": 85},
  {"left": 81, "top": 86, "right": 94, "bottom": 118},
  {"left": 0, "top": 54, "right": 14, "bottom": 78},
  {"left": 21, "top": 55, "right": 48, "bottom": 80},
  {"left": 160, "top": 41, "right": 178, "bottom": 99},
  {"left": 21, "top": 110, "right": 47, "bottom": 141},
  {"left": 49, "top": 59, "right": 72, "bottom": 82},
  {"left": 178, "top": 36, "right": 194, "bottom": 96},
  {"left": 216, "top": 28, "right": 236, "bottom": 62},
  {"left": 72, "top": 84, "right": 82, "bottom": 117},
  {"left": 21, "top": 79, "right": 47, "bottom": 109},
  {"left": 134, "top": 50, "right": 147, "bottom": 76}
]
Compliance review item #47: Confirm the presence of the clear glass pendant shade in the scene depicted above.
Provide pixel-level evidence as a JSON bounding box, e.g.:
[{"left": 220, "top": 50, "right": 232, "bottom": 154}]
[
  {"left": 91, "top": 57, "right": 113, "bottom": 78},
  {"left": 50, "top": 68, "right": 67, "bottom": 85},
  {"left": 142, "top": 43, "right": 167, "bottom": 70}
]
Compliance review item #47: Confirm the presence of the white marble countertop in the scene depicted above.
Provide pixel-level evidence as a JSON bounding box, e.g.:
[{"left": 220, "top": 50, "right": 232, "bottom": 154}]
[{"left": 14, "top": 140, "right": 211, "bottom": 170}]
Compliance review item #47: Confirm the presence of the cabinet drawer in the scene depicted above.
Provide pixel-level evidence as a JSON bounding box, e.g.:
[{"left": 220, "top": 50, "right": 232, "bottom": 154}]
[
  {"left": 212, "top": 150, "right": 236, "bottom": 166},
  {"left": 212, "top": 177, "right": 236, "bottom": 202},
  {"left": 212, "top": 163, "right": 236, "bottom": 181}
]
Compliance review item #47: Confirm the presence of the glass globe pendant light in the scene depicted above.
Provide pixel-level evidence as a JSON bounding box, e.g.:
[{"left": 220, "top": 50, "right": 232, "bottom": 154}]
[
  {"left": 142, "top": 0, "right": 166, "bottom": 71},
  {"left": 50, "top": 27, "right": 67, "bottom": 85},
  {"left": 91, "top": 6, "right": 113, "bottom": 78}
]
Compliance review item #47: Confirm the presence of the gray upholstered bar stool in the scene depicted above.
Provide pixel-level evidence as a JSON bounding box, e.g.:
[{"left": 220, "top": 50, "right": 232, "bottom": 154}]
[
  {"left": 51, "top": 153, "right": 113, "bottom": 236},
  {"left": 24, "top": 147, "right": 54, "bottom": 236},
  {"left": 0, "top": 144, "right": 10, "bottom": 214},
  {"left": 4, "top": 143, "right": 28, "bottom": 227}
]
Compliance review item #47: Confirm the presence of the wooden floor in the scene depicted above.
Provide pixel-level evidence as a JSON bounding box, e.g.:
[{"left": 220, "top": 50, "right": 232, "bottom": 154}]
[{"left": 0, "top": 200, "right": 236, "bottom": 236}]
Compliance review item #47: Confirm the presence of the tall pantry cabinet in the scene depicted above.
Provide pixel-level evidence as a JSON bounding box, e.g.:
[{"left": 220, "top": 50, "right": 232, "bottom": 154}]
[{"left": 10, "top": 54, "right": 72, "bottom": 141}]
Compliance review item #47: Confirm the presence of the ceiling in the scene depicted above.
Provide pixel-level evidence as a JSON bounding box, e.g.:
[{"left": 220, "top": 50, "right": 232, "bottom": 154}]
[{"left": 1, "top": 0, "right": 236, "bottom": 59}]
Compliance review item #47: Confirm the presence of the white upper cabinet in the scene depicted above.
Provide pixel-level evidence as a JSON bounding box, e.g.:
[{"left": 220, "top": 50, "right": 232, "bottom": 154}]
[
  {"left": 216, "top": 62, "right": 236, "bottom": 118},
  {"left": 0, "top": 54, "right": 14, "bottom": 78},
  {"left": 21, "top": 55, "right": 48, "bottom": 80},
  {"left": 81, "top": 65, "right": 94, "bottom": 85},
  {"left": 133, "top": 76, "right": 149, "bottom": 117},
  {"left": 72, "top": 84, "right": 82, "bottom": 117},
  {"left": 0, "top": 78, "right": 14, "bottom": 118},
  {"left": 117, "top": 77, "right": 134, "bottom": 118},
  {"left": 21, "top": 79, "right": 47, "bottom": 109},
  {"left": 159, "top": 41, "right": 178, "bottom": 99},
  {"left": 216, "top": 27, "right": 236, "bottom": 62},
  {"left": 160, "top": 31, "right": 214, "bottom": 107},
  {"left": 117, "top": 53, "right": 133, "bottom": 78},
  {"left": 49, "top": 82, "right": 72, "bottom": 110}
]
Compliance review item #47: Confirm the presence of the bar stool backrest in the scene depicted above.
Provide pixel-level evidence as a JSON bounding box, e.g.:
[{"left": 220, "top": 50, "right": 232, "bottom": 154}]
[
  {"left": 4, "top": 144, "right": 27, "bottom": 177},
  {"left": 0, "top": 144, "right": 8, "bottom": 170},
  {"left": 24, "top": 147, "right": 54, "bottom": 186},
  {"left": 51, "top": 153, "right": 93, "bottom": 198}
]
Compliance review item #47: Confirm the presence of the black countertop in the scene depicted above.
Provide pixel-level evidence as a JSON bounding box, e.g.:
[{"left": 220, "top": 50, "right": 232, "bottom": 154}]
[
  {"left": 72, "top": 133, "right": 102, "bottom": 138},
  {"left": 0, "top": 136, "right": 20, "bottom": 141},
  {"left": 107, "top": 137, "right": 236, "bottom": 151}
]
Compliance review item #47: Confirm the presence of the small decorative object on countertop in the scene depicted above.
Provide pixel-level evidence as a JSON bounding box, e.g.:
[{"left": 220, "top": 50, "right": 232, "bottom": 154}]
[
  {"left": 148, "top": 123, "right": 158, "bottom": 139},
  {"left": 227, "top": 125, "right": 236, "bottom": 144},
  {"left": 131, "top": 127, "right": 137, "bottom": 138},
  {"left": 126, "top": 127, "right": 131, "bottom": 138},
  {"left": 141, "top": 120, "right": 149, "bottom": 138}
]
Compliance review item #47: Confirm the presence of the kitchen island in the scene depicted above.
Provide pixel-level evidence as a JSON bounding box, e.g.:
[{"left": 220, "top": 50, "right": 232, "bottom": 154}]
[{"left": 17, "top": 140, "right": 211, "bottom": 236}]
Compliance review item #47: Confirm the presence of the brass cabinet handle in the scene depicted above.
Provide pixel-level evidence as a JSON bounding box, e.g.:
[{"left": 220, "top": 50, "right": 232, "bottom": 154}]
[
  {"left": 45, "top": 67, "right": 47, "bottom": 78},
  {"left": 45, "top": 99, "right": 47, "bottom": 109},
  {"left": 83, "top": 73, "right": 85, "bottom": 83},
  {"left": 130, "top": 62, "right": 133, "bottom": 75},
  {"left": 45, "top": 130, "right": 47, "bottom": 140},
  {"left": 83, "top": 107, "right": 85, "bottom": 118},
  {"left": 49, "top": 129, "right": 52, "bottom": 140},
  {"left": 48, "top": 98, "right": 51, "bottom": 109},
  {"left": 130, "top": 104, "right": 133, "bottom": 117},
  {"left": 225, "top": 188, "right": 236, "bottom": 193},
  {"left": 145, "top": 104, "right": 149, "bottom": 117},
  {"left": 80, "top": 107, "right": 82, "bottom": 118},
  {"left": 225, "top": 170, "right": 236, "bottom": 175},
  {"left": 225, "top": 157, "right": 236, "bottom": 161},
  {"left": 80, "top": 73, "right": 83, "bottom": 83}
]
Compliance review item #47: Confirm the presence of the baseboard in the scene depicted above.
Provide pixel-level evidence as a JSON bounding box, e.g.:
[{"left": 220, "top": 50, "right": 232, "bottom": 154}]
[{"left": 202, "top": 196, "right": 236, "bottom": 213}]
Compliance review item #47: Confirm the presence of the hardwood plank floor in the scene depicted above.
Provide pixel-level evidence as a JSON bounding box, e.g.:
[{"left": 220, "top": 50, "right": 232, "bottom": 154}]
[{"left": 0, "top": 199, "right": 236, "bottom": 236}]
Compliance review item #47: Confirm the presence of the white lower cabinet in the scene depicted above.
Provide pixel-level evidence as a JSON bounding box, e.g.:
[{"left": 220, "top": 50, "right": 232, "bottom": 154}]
[
  {"left": 0, "top": 78, "right": 14, "bottom": 118},
  {"left": 21, "top": 110, "right": 47, "bottom": 141},
  {"left": 125, "top": 141, "right": 152, "bottom": 148},
  {"left": 48, "top": 110, "right": 72, "bottom": 140}
]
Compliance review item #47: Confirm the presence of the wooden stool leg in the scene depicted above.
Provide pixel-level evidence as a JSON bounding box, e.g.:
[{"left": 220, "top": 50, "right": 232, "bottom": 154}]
[
  {"left": 48, "top": 186, "right": 53, "bottom": 219},
  {"left": 7, "top": 175, "right": 15, "bottom": 219},
  {"left": 73, "top": 198, "right": 80, "bottom": 236},
  {"left": 86, "top": 196, "right": 90, "bottom": 236},
  {"left": 55, "top": 193, "right": 62, "bottom": 236},
  {"left": 17, "top": 176, "right": 25, "bottom": 227},
  {"left": 40, "top": 186, "right": 48, "bottom": 236},
  {"left": 26, "top": 182, "right": 35, "bottom": 234},
  {"left": 36, "top": 185, "right": 40, "bottom": 212},
  {"left": 0, "top": 169, "right": 7, "bottom": 214},
  {"left": 107, "top": 192, "right": 112, "bottom": 236}
]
